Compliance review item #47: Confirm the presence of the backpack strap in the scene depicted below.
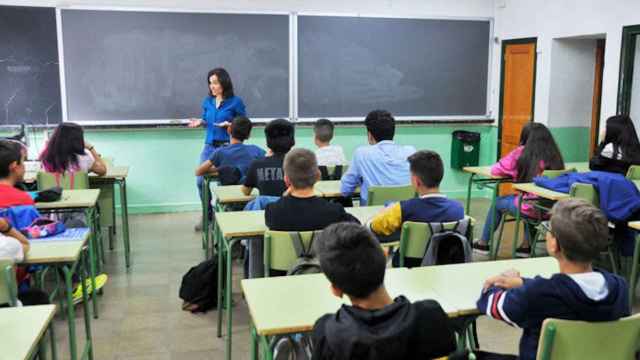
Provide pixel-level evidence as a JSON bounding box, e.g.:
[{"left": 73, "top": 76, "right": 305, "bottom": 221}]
[
  {"left": 334, "top": 165, "right": 343, "bottom": 180},
  {"left": 289, "top": 232, "right": 313, "bottom": 258}
]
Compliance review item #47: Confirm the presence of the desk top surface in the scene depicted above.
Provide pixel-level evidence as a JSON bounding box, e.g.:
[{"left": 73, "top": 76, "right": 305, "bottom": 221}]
[
  {"left": 35, "top": 189, "right": 100, "bottom": 209},
  {"left": 0, "top": 305, "right": 57, "bottom": 360}
]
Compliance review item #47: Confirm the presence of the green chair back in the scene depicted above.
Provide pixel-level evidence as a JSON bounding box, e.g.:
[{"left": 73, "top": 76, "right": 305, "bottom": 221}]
[
  {"left": 264, "top": 230, "right": 320, "bottom": 276},
  {"left": 37, "top": 171, "right": 89, "bottom": 190},
  {"left": 626, "top": 165, "right": 640, "bottom": 180},
  {"left": 536, "top": 314, "right": 640, "bottom": 360},
  {"left": 543, "top": 168, "right": 576, "bottom": 179},
  {"left": 367, "top": 185, "right": 416, "bottom": 206},
  {"left": 398, "top": 216, "right": 474, "bottom": 267},
  {"left": 569, "top": 183, "right": 599, "bottom": 207},
  {"left": 0, "top": 258, "right": 18, "bottom": 307}
]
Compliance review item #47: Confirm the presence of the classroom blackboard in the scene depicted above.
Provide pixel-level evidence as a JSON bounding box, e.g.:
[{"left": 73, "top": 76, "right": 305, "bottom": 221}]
[
  {"left": 0, "top": 5, "right": 62, "bottom": 126},
  {"left": 61, "top": 10, "right": 289, "bottom": 122},
  {"left": 298, "top": 16, "right": 490, "bottom": 118}
]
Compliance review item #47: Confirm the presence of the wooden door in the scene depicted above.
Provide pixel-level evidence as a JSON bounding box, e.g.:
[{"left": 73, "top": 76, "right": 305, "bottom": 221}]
[
  {"left": 499, "top": 39, "right": 537, "bottom": 194},
  {"left": 590, "top": 39, "right": 605, "bottom": 157}
]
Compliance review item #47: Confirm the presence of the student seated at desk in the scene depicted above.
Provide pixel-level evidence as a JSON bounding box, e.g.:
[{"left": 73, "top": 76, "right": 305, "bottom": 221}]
[
  {"left": 340, "top": 110, "right": 416, "bottom": 205},
  {"left": 195, "top": 115, "right": 265, "bottom": 184},
  {"left": 368, "top": 150, "right": 464, "bottom": 266},
  {"left": 0, "top": 141, "right": 34, "bottom": 208},
  {"left": 472, "top": 123, "right": 564, "bottom": 257},
  {"left": 265, "top": 148, "right": 358, "bottom": 231},
  {"left": 589, "top": 115, "right": 640, "bottom": 175},
  {"left": 40, "top": 122, "right": 107, "bottom": 177},
  {"left": 313, "top": 118, "right": 346, "bottom": 167},
  {"left": 241, "top": 118, "right": 294, "bottom": 197},
  {"left": 476, "top": 199, "right": 629, "bottom": 360},
  {"left": 312, "top": 223, "right": 457, "bottom": 360}
]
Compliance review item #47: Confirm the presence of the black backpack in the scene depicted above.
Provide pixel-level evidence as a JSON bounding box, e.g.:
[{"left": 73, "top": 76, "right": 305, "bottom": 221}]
[
  {"left": 421, "top": 218, "right": 472, "bottom": 266},
  {"left": 179, "top": 258, "right": 220, "bottom": 313}
]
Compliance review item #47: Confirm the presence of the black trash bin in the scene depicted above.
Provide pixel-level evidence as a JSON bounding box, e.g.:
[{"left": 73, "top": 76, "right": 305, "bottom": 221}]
[{"left": 451, "top": 130, "right": 481, "bottom": 169}]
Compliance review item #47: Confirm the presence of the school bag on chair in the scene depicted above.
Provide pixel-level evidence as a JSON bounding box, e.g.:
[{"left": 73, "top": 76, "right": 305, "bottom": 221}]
[
  {"left": 421, "top": 218, "right": 472, "bottom": 266},
  {"left": 271, "top": 231, "right": 322, "bottom": 360}
]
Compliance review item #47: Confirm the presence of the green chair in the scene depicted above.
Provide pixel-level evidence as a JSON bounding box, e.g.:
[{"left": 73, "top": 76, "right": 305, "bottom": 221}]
[
  {"left": 263, "top": 230, "right": 321, "bottom": 277},
  {"left": 367, "top": 185, "right": 416, "bottom": 206},
  {"left": 36, "top": 171, "right": 90, "bottom": 190},
  {"left": 0, "top": 258, "right": 18, "bottom": 307},
  {"left": 626, "top": 165, "right": 640, "bottom": 180},
  {"left": 493, "top": 168, "right": 575, "bottom": 259},
  {"left": 398, "top": 216, "right": 475, "bottom": 268},
  {"left": 536, "top": 314, "right": 640, "bottom": 360}
]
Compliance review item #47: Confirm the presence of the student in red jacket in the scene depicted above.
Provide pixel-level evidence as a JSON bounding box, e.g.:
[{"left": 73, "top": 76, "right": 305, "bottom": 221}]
[{"left": 0, "top": 140, "right": 34, "bottom": 208}]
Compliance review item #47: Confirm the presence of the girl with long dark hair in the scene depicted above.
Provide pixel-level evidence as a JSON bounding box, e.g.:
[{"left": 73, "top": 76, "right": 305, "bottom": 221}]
[
  {"left": 188, "top": 68, "right": 247, "bottom": 231},
  {"left": 589, "top": 115, "right": 640, "bottom": 174},
  {"left": 40, "top": 122, "right": 107, "bottom": 176},
  {"left": 473, "top": 123, "right": 565, "bottom": 257}
]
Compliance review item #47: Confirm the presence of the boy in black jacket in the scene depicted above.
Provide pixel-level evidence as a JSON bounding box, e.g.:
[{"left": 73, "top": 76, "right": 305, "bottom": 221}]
[
  {"left": 476, "top": 198, "right": 629, "bottom": 360},
  {"left": 312, "top": 223, "right": 456, "bottom": 360}
]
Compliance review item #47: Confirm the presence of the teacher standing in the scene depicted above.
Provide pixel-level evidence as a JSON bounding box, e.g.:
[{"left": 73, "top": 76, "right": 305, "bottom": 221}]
[{"left": 189, "top": 68, "right": 246, "bottom": 231}]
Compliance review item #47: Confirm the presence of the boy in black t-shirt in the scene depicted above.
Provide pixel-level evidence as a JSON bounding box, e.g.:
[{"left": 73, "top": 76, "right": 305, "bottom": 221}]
[
  {"left": 265, "top": 148, "right": 358, "bottom": 231},
  {"left": 242, "top": 118, "right": 295, "bottom": 197},
  {"left": 312, "top": 223, "right": 456, "bottom": 360}
]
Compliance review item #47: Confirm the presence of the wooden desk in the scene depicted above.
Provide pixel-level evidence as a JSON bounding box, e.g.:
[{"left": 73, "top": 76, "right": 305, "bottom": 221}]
[
  {"left": 511, "top": 183, "right": 571, "bottom": 201},
  {"left": 25, "top": 165, "right": 132, "bottom": 268},
  {"left": 215, "top": 205, "right": 383, "bottom": 360},
  {"left": 20, "top": 229, "right": 94, "bottom": 360},
  {"left": 242, "top": 257, "right": 557, "bottom": 358},
  {"left": 411, "top": 257, "right": 558, "bottom": 316},
  {"left": 35, "top": 189, "right": 100, "bottom": 210},
  {"left": 0, "top": 305, "right": 57, "bottom": 360}
]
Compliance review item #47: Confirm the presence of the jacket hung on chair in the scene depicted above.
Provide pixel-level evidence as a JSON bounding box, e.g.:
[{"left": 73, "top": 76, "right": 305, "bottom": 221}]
[
  {"left": 312, "top": 296, "right": 456, "bottom": 360},
  {"left": 477, "top": 269, "right": 629, "bottom": 360},
  {"left": 533, "top": 171, "right": 640, "bottom": 221}
]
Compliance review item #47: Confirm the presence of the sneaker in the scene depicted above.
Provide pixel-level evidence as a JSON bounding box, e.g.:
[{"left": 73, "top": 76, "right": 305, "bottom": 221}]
[
  {"left": 472, "top": 241, "right": 490, "bottom": 255},
  {"left": 194, "top": 217, "right": 203, "bottom": 232},
  {"left": 72, "top": 273, "right": 108, "bottom": 304},
  {"left": 515, "top": 246, "right": 531, "bottom": 258}
]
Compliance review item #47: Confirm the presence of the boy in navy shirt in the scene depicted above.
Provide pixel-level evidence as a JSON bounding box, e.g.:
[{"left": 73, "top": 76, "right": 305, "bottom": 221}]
[
  {"left": 195, "top": 115, "right": 265, "bottom": 184},
  {"left": 368, "top": 150, "right": 464, "bottom": 266},
  {"left": 476, "top": 198, "right": 629, "bottom": 360}
]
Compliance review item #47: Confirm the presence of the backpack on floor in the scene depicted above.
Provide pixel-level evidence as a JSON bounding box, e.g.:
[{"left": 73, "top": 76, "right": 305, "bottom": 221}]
[
  {"left": 286, "top": 231, "right": 322, "bottom": 276},
  {"left": 179, "top": 258, "right": 220, "bottom": 313},
  {"left": 421, "top": 218, "right": 472, "bottom": 266}
]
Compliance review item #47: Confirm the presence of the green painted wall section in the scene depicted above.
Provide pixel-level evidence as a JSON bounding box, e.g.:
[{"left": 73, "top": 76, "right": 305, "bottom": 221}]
[
  {"left": 549, "top": 127, "right": 591, "bottom": 163},
  {"left": 22, "top": 124, "right": 497, "bottom": 214}
]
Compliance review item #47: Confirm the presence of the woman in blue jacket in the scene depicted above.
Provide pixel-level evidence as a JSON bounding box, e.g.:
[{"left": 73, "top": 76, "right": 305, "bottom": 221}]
[{"left": 189, "top": 68, "right": 246, "bottom": 230}]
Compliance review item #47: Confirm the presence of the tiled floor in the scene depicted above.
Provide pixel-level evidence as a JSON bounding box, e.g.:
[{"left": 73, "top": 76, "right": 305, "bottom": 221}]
[{"left": 47, "top": 198, "right": 636, "bottom": 359}]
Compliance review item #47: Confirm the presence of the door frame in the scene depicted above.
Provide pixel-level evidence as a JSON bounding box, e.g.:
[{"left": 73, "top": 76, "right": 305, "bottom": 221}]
[
  {"left": 590, "top": 39, "right": 606, "bottom": 156},
  {"left": 497, "top": 37, "right": 538, "bottom": 160},
  {"left": 617, "top": 25, "right": 640, "bottom": 115}
]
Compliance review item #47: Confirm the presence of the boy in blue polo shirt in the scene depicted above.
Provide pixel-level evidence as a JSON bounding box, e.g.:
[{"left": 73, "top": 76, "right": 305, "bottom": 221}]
[
  {"left": 476, "top": 199, "right": 629, "bottom": 360},
  {"left": 195, "top": 116, "right": 265, "bottom": 184},
  {"left": 368, "top": 150, "right": 464, "bottom": 266}
]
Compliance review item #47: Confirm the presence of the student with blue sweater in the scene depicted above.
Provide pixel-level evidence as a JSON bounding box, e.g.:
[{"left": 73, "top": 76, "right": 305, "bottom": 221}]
[
  {"left": 340, "top": 110, "right": 416, "bottom": 205},
  {"left": 476, "top": 199, "right": 629, "bottom": 360},
  {"left": 368, "top": 150, "right": 464, "bottom": 266},
  {"left": 195, "top": 115, "right": 265, "bottom": 184}
]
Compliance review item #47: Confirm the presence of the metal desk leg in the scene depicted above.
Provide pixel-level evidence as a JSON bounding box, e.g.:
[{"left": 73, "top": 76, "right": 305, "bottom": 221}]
[
  {"left": 466, "top": 173, "right": 476, "bottom": 214},
  {"left": 202, "top": 176, "right": 212, "bottom": 251},
  {"left": 225, "top": 238, "right": 241, "bottom": 360},
  {"left": 488, "top": 185, "right": 500, "bottom": 260},
  {"left": 85, "top": 208, "right": 99, "bottom": 319},
  {"left": 61, "top": 255, "right": 93, "bottom": 360},
  {"left": 118, "top": 179, "right": 131, "bottom": 268},
  {"left": 512, "top": 193, "right": 523, "bottom": 258},
  {"left": 79, "top": 251, "right": 94, "bottom": 360},
  {"left": 216, "top": 230, "right": 225, "bottom": 338},
  {"left": 250, "top": 324, "right": 258, "bottom": 360}
]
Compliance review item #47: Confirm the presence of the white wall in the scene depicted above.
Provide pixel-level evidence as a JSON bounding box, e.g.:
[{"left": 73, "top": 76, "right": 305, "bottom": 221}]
[
  {"left": 493, "top": 0, "right": 640, "bottom": 132},
  {"left": 547, "top": 38, "right": 597, "bottom": 128},
  {"left": 0, "top": 0, "right": 494, "bottom": 17}
]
